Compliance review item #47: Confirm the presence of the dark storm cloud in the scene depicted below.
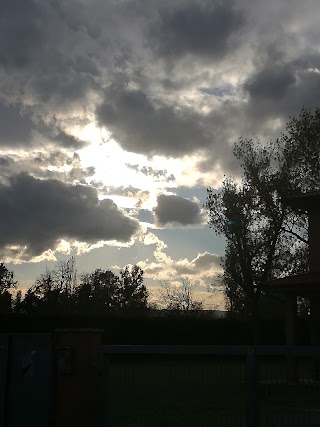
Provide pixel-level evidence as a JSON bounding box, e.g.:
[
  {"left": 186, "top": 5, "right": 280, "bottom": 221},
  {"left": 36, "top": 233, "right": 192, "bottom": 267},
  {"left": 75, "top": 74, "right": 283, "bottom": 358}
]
[
  {"left": 29, "top": 58, "right": 99, "bottom": 105},
  {"left": 0, "top": 0, "right": 45, "bottom": 68},
  {"left": 96, "top": 85, "right": 210, "bottom": 157},
  {"left": 0, "top": 0, "right": 100, "bottom": 112},
  {"left": 0, "top": 102, "right": 33, "bottom": 147},
  {"left": 0, "top": 173, "right": 139, "bottom": 259},
  {"left": 244, "top": 62, "right": 297, "bottom": 101},
  {"left": 148, "top": 1, "right": 244, "bottom": 60},
  {"left": 0, "top": 157, "right": 11, "bottom": 167},
  {"left": 243, "top": 51, "right": 320, "bottom": 120},
  {"left": 154, "top": 194, "right": 205, "bottom": 226}
]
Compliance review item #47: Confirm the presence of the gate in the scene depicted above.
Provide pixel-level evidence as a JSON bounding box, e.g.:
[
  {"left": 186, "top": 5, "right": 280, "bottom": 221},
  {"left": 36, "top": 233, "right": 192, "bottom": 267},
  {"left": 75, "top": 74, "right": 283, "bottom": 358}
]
[{"left": 0, "top": 333, "right": 53, "bottom": 427}]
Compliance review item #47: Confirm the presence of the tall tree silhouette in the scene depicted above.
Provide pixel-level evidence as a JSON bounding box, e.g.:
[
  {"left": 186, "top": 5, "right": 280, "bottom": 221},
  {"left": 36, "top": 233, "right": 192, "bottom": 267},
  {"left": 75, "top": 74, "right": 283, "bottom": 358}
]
[{"left": 206, "top": 108, "right": 319, "bottom": 336}]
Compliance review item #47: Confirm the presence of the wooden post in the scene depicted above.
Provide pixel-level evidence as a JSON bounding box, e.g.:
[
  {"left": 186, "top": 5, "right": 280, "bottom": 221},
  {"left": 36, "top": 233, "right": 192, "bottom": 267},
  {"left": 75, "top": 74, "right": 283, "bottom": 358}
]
[
  {"left": 285, "top": 295, "right": 297, "bottom": 384},
  {"left": 54, "top": 329, "right": 103, "bottom": 427}
]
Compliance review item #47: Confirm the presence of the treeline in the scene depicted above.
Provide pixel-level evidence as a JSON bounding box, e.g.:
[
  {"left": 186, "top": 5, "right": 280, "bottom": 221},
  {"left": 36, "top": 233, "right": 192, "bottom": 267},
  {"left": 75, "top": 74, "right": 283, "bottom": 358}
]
[
  {"left": 0, "top": 311, "right": 312, "bottom": 345},
  {"left": 0, "top": 259, "right": 149, "bottom": 316},
  {"left": 0, "top": 260, "right": 313, "bottom": 345}
]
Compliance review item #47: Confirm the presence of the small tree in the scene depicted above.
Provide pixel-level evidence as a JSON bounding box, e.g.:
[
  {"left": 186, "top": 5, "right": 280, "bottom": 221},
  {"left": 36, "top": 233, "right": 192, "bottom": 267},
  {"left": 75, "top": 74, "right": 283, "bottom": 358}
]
[
  {"left": 159, "top": 278, "right": 203, "bottom": 311},
  {"left": 118, "top": 265, "right": 149, "bottom": 310}
]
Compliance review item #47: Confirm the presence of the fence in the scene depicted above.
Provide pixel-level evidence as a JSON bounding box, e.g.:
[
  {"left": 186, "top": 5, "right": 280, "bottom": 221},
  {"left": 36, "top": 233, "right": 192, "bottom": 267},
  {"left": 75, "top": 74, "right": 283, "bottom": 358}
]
[
  {"left": 1, "top": 331, "right": 320, "bottom": 426},
  {"left": 100, "top": 344, "right": 320, "bottom": 427}
]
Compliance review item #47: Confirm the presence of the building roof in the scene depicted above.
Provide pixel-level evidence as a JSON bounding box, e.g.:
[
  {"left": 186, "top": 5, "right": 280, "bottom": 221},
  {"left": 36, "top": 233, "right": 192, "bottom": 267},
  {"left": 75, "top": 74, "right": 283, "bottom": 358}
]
[
  {"left": 282, "top": 191, "right": 320, "bottom": 210},
  {"left": 259, "top": 272, "right": 320, "bottom": 296}
]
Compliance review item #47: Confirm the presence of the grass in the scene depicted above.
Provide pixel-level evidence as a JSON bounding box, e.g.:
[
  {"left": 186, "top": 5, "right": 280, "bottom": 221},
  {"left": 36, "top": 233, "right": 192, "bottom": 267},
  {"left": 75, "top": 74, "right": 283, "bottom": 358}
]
[{"left": 103, "top": 356, "right": 320, "bottom": 427}]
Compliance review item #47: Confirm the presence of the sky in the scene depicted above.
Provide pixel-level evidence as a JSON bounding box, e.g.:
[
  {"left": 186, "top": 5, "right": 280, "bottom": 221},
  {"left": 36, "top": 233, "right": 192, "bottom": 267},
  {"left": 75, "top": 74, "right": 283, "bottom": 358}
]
[{"left": 1, "top": 0, "right": 320, "bottom": 309}]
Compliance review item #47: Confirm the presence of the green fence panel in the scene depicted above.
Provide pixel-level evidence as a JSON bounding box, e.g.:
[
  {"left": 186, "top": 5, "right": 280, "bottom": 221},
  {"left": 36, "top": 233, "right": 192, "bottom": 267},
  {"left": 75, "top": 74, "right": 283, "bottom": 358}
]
[{"left": 102, "top": 353, "right": 246, "bottom": 426}]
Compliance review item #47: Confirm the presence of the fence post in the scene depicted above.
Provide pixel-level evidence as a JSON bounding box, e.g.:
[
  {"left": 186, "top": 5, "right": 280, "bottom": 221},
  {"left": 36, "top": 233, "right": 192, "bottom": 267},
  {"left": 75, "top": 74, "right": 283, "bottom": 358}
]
[
  {"left": 245, "top": 345, "right": 258, "bottom": 427},
  {"left": 54, "top": 329, "right": 103, "bottom": 427}
]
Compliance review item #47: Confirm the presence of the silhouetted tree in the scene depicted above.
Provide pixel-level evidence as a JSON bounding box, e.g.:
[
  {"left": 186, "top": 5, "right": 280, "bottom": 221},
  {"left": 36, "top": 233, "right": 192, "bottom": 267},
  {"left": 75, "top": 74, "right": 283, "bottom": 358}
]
[
  {"left": 75, "top": 269, "right": 120, "bottom": 314},
  {"left": 19, "top": 288, "right": 41, "bottom": 314},
  {"left": 75, "top": 266, "right": 148, "bottom": 313},
  {"left": 21, "top": 260, "right": 148, "bottom": 315},
  {"left": 159, "top": 278, "right": 203, "bottom": 311},
  {"left": 24, "top": 257, "right": 77, "bottom": 314},
  {"left": 0, "top": 290, "right": 12, "bottom": 314},
  {"left": 0, "top": 263, "right": 17, "bottom": 313},
  {"left": 206, "top": 107, "right": 320, "bottom": 335},
  {"left": 12, "top": 289, "right": 23, "bottom": 313},
  {"left": 0, "top": 262, "right": 17, "bottom": 293},
  {"left": 118, "top": 265, "right": 149, "bottom": 310}
]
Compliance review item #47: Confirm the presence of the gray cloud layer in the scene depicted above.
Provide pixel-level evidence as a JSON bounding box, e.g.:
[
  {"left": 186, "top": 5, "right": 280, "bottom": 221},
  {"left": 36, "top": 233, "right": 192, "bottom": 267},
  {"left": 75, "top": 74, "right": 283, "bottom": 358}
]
[
  {"left": 0, "top": 173, "right": 139, "bottom": 259},
  {"left": 243, "top": 50, "right": 320, "bottom": 120},
  {"left": 149, "top": 1, "right": 244, "bottom": 61},
  {"left": 154, "top": 194, "right": 205, "bottom": 226},
  {"left": 96, "top": 84, "right": 210, "bottom": 157},
  {"left": 0, "top": 102, "right": 34, "bottom": 147}
]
